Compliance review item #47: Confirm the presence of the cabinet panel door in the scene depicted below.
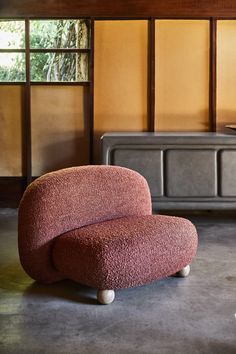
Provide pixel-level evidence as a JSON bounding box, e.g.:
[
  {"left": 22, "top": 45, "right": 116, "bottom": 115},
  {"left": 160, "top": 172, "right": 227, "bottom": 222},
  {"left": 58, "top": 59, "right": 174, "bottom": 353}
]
[
  {"left": 220, "top": 150, "right": 236, "bottom": 196},
  {"left": 112, "top": 148, "right": 163, "bottom": 197},
  {"left": 166, "top": 149, "right": 217, "bottom": 197}
]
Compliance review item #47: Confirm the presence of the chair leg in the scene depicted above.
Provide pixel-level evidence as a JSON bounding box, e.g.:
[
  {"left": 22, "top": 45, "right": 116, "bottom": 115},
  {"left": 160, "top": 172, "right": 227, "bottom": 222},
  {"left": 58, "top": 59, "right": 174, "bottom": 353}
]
[
  {"left": 97, "top": 289, "right": 115, "bottom": 305},
  {"left": 175, "top": 264, "right": 191, "bottom": 277}
]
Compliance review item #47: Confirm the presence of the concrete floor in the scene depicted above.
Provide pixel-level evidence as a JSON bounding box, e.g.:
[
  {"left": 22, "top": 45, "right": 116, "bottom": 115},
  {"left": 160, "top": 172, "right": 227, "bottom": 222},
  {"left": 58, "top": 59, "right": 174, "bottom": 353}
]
[{"left": 0, "top": 209, "right": 236, "bottom": 354}]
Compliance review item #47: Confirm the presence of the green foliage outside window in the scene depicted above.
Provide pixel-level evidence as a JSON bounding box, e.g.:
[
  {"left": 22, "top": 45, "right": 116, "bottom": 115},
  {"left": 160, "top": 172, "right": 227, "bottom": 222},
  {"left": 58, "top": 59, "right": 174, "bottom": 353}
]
[
  {"left": 0, "top": 53, "right": 26, "bottom": 81},
  {"left": 0, "top": 19, "right": 89, "bottom": 82},
  {"left": 0, "top": 21, "right": 25, "bottom": 81}
]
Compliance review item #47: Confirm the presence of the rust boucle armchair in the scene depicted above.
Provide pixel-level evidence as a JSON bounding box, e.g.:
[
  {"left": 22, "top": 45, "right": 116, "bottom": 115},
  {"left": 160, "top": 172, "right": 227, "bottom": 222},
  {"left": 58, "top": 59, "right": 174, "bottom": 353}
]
[{"left": 18, "top": 165, "right": 198, "bottom": 304}]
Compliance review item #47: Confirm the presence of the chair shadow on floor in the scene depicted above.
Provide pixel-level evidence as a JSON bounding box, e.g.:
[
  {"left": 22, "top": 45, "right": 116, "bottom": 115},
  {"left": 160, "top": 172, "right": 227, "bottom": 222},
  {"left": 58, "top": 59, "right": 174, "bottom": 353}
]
[
  {"left": 23, "top": 280, "right": 99, "bottom": 305},
  {"left": 0, "top": 261, "right": 98, "bottom": 305}
]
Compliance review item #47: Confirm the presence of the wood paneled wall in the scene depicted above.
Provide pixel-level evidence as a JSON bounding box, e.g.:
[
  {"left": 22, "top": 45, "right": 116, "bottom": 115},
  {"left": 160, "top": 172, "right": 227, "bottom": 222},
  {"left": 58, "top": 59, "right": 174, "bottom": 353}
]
[{"left": 1, "top": 1, "right": 236, "bottom": 206}]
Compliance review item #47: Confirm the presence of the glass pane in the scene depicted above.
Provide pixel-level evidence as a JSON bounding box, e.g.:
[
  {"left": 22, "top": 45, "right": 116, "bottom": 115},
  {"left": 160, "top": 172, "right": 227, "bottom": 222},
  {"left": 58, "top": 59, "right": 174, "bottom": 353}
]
[
  {"left": 30, "top": 20, "right": 90, "bottom": 49},
  {"left": 0, "top": 20, "right": 25, "bottom": 49},
  {"left": 30, "top": 52, "right": 88, "bottom": 82},
  {"left": 0, "top": 53, "right": 25, "bottom": 81}
]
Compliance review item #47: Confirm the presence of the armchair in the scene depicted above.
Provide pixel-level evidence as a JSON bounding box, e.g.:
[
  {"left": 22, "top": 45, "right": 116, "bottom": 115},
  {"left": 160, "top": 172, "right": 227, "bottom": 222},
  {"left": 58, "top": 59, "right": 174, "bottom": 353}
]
[{"left": 18, "top": 166, "right": 198, "bottom": 304}]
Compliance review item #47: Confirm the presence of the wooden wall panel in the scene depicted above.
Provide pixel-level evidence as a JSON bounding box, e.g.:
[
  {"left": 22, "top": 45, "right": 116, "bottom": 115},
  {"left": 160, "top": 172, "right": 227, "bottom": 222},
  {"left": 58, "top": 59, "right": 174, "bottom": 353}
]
[
  {"left": 0, "top": 86, "right": 23, "bottom": 176},
  {"left": 1, "top": 0, "right": 236, "bottom": 18},
  {"left": 31, "top": 86, "right": 89, "bottom": 175},
  {"left": 94, "top": 20, "right": 148, "bottom": 162},
  {"left": 155, "top": 20, "right": 210, "bottom": 131},
  {"left": 217, "top": 20, "right": 236, "bottom": 131}
]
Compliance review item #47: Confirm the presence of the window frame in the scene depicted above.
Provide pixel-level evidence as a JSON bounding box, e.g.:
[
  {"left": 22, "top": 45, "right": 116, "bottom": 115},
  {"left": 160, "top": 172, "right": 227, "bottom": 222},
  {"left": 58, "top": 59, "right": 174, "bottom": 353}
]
[{"left": 0, "top": 18, "right": 91, "bottom": 85}]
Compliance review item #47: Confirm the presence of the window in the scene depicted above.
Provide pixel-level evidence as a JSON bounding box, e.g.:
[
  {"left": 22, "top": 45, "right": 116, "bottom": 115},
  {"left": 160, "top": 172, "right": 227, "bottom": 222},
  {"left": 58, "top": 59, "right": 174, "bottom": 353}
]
[{"left": 0, "top": 19, "right": 90, "bottom": 83}]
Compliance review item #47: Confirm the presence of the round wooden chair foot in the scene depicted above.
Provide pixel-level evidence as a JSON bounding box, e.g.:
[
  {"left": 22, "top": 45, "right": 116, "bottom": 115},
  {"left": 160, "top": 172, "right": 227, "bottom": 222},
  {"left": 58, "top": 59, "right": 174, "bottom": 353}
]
[
  {"left": 176, "top": 264, "right": 191, "bottom": 277},
  {"left": 97, "top": 290, "right": 115, "bottom": 304}
]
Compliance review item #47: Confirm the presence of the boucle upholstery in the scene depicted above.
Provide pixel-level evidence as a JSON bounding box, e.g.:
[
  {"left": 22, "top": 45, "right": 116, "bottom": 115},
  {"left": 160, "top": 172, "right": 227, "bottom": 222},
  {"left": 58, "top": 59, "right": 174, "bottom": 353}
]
[
  {"left": 18, "top": 165, "right": 198, "bottom": 293},
  {"left": 18, "top": 165, "right": 152, "bottom": 283},
  {"left": 52, "top": 215, "right": 198, "bottom": 290}
]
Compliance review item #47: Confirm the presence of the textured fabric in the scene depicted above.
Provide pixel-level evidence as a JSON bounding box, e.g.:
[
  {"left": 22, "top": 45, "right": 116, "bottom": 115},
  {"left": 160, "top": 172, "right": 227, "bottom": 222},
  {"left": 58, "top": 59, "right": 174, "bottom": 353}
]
[
  {"left": 52, "top": 215, "right": 198, "bottom": 290},
  {"left": 18, "top": 165, "right": 152, "bottom": 283}
]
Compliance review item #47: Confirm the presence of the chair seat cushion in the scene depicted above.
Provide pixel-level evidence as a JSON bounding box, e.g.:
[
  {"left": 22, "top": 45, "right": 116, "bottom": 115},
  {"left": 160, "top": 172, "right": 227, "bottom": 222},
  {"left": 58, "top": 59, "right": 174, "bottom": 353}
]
[{"left": 52, "top": 215, "right": 198, "bottom": 290}]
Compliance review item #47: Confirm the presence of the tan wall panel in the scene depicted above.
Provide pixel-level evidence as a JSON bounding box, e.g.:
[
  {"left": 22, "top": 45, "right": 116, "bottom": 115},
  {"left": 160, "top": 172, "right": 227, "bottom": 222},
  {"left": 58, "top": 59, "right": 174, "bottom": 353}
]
[
  {"left": 0, "top": 86, "right": 23, "bottom": 176},
  {"left": 155, "top": 20, "right": 209, "bottom": 131},
  {"left": 217, "top": 20, "right": 236, "bottom": 131},
  {"left": 32, "top": 86, "right": 88, "bottom": 176},
  {"left": 94, "top": 20, "right": 148, "bottom": 162}
]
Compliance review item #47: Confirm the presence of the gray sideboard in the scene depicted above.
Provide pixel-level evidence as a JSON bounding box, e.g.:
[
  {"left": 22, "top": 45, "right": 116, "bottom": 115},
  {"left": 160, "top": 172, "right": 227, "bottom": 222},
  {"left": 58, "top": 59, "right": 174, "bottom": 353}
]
[{"left": 102, "top": 132, "right": 236, "bottom": 210}]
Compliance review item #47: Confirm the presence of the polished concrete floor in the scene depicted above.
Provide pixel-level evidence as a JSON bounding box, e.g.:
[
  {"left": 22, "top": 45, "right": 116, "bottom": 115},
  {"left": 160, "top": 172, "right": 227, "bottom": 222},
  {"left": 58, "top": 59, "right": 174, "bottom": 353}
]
[{"left": 0, "top": 209, "right": 236, "bottom": 354}]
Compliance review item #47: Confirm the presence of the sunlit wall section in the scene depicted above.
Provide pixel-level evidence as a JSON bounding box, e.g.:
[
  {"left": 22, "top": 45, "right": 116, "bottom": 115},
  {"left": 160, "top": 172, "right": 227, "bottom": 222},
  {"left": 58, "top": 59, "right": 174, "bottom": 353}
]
[
  {"left": 155, "top": 20, "right": 209, "bottom": 131},
  {"left": 217, "top": 21, "right": 236, "bottom": 131},
  {"left": 94, "top": 20, "right": 148, "bottom": 162},
  {"left": 31, "top": 86, "right": 89, "bottom": 176},
  {"left": 0, "top": 86, "right": 23, "bottom": 176}
]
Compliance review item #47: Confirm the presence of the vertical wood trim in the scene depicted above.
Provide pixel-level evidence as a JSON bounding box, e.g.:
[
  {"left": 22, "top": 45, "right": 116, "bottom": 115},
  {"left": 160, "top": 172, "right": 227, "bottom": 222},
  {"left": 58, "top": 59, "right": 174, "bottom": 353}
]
[
  {"left": 148, "top": 18, "right": 155, "bottom": 132},
  {"left": 24, "top": 19, "right": 32, "bottom": 185},
  {"left": 209, "top": 18, "right": 217, "bottom": 132},
  {"left": 89, "top": 19, "right": 94, "bottom": 163}
]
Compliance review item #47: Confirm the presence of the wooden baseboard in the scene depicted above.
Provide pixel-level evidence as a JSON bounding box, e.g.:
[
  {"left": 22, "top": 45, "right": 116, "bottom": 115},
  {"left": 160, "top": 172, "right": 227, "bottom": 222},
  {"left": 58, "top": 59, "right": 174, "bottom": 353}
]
[{"left": 0, "top": 177, "right": 26, "bottom": 208}]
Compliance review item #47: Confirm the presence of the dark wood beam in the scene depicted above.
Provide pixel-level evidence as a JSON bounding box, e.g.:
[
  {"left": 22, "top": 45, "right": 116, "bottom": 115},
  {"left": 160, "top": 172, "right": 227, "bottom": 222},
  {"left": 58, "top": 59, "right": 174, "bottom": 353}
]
[
  {"left": 1, "top": 0, "right": 236, "bottom": 18},
  {"left": 89, "top": 19, "right": 94, "bottom": 164},
  {"left": 209, "top": 18, "right": 217, "bottom": 132},
  {"left": 24, "top": 19, "right": 32, "bottom": 185},
  {"left": 148, "top": 18, "right": 155, "bottom": 132}
]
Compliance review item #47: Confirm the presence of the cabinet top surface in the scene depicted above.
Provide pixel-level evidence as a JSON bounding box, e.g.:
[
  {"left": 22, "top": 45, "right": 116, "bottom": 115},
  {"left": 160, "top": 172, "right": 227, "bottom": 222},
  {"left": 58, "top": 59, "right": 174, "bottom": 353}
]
[
  {"left": 102, "top": 132, "right": 236, "bottom": 138},
  {"left": 102, "top": 132, "right": 236, "bottom": 145}
]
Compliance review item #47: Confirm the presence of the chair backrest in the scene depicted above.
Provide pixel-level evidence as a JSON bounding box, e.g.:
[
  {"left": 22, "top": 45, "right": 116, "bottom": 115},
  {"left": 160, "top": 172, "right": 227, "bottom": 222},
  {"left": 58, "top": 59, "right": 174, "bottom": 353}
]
[{"left": 18, "top": 165, "right": 152, "bottom": 283}]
